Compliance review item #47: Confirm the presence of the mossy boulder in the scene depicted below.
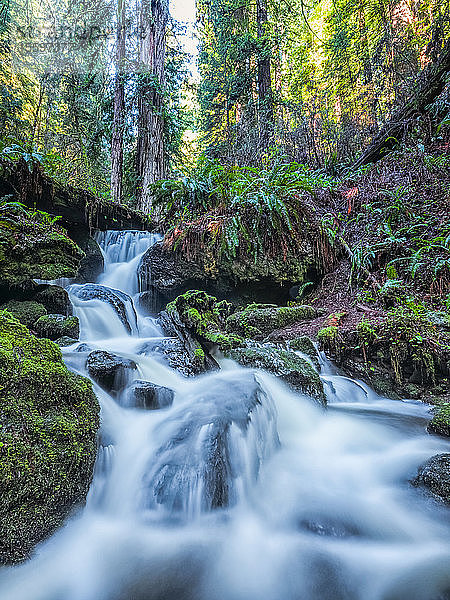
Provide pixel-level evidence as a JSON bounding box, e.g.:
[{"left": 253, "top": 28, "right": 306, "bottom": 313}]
[
  {"left": 33, "top": 285, "right": 72, "bottom": 316},
  {"left": 428, "top": 403, "right": 450, "bottom": 437},
  {"left": 164, "top": 291, "right": 243, "bottom": 371},
  {"left": 0, "top": 300, "right": 47, "bottom": 329},
  {"left": 288, "top": 336, "right": 320, "bottom": 368},
  {"left": 226, "top": 303, "right": 318, "bottom": 339},
  {"left": 0, "top": 311, "right": 100, "bottom": 564},
  {"left": 317, "top": 306, "right": 450, "bottom": 402},
  {"left": 34, "top": 314, "right": 80, "bottom": 341},
  {"left": 226, "top": 343, "right": 326, "bottom": 405},
  {"left": 0, "top": 213, "right": 84, "bottom": 294}
]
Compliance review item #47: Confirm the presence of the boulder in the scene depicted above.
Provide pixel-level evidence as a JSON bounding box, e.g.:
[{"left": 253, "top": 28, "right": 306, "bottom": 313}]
[
  {"left": 139, "top": 239, "right": 324, "bottom": 306},
  {"left": 413, "top": 453, "right": 450, "bottom": 504},
  {"left": 137, "top": 337, "right": 199, "bottom": 377},
  {"left": 55, "top": 336, "right": 78, "bottom": 347},
  {"left": 86, "top": 350, "right": 137, "bottom": 393},
  {"left": 127, "top": 380, "right": 175, "bottom": 409},
  {"left": 70, "top": 284, "right": 135, "bottom": 334},
  {"left": 288, "top": 336, "right": 320, "bottom": 369},
  {"left": 0, "top": 300, "right": 47, "bottom": 329},
  {"left": 71, "top": 230, "right": 104, "bottom": 283},
  {"left": 33, "top": 284, "right": 72, "bottom": 316},
  {"left": 34, "top": 314, "right": 80, "bottom": 341},
  {"left": 0, "top": 310, "right": 99, "bottom": 564},
  {"left": 427, "top": 403, "right": 450, "bottom": 437},
  {"left": 226, "top": 343, "right": 326, "bottom": 405},
  {"left": 226, "top": 303, "right": 319, "bottom": 339}
]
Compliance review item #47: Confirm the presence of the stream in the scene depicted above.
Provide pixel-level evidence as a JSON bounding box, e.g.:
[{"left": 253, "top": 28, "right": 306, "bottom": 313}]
[{"left": 1, "top": 230, "right": 450, "bottom": 600}]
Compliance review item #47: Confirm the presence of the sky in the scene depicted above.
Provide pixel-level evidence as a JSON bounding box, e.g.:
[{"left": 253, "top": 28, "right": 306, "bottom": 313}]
[
  {"left": 170, "top": 0, "right": 196, "bottom": 23},
  {"left": 170, "top": 0, "right": 199, "bottom": 77}
]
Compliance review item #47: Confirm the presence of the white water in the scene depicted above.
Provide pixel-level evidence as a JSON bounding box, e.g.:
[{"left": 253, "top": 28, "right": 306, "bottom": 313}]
[{"left": 1, "top": 230, "right": 450, "bottom": 600}]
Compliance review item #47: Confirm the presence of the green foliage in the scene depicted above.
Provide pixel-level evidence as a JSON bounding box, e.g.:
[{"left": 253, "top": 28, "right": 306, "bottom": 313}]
[{"left": 155, "top": 155, "right": 333, "bottom": 262}]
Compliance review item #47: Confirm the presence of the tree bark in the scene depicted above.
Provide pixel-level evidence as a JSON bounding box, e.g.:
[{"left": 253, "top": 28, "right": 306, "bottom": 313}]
[
  {"left": 256, "top": 0, "right": 274, "bottom": 149},
  {"left": 111, "top": 0, "right": 126, "bottom": 204},
  {"left": 351, "top": 42, "right": 450, "bottom": 170},
  {"left": 136, "top": 0, "right": 169, "bottom": 215}
]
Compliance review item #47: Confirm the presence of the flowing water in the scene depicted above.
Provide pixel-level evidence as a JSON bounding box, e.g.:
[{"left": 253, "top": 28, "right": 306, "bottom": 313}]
[{"left": 1, "top": 230, "right": 450, "bottom": 600}]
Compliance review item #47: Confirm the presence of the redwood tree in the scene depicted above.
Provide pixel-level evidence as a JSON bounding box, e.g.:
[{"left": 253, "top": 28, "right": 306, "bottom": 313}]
[{"left": 136, "top": 0, "right": 169, "bottom": 215}]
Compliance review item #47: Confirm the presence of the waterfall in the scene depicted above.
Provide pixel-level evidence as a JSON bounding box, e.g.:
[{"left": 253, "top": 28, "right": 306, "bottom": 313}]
[{"left": 1, "top": 230, "right": 450, "bottom": 600}]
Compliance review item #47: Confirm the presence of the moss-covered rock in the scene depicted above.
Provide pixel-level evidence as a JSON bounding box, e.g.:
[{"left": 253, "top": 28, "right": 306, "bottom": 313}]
[
  {"left": 226, "top": 343, "right": 326, "bottom": 404},
  {"left": 166, "top": 291, "right": 243, "bottom": 363},
  {"left": 0, "top": 300, "right": 47, "bottom": 329},
  {"left": 317, "top": 304, "right": 450, "bottom": 402},
  {"left": 34, "top": 314, "right": 80, "bottom": 341},
  {"left": 0, "top": 311, "right": 100, "bottom": 564},
  {"left": 288, "top": 336, "right": 320, "bottom": 368},
  {"left": 226, "top": 303, "right": 318, "bottom": 339},
  {"left": 33, "top": 285, "right": 72, "bottom": 316},
  {"left": 428, "top": 403, "right": 450, "bottom": 437}
]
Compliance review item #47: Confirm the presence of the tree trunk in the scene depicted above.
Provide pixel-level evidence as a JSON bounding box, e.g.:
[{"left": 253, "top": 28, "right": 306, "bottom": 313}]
[
  {"left": 351, "top": 42, "right": 450, "bottom": 170},
  {"left": 136, "top": 0, "right": 169, "bottom": 215},
  {"left": 111, "top": 0, "right": 126, "bottom": 204},
  {"left": 256, "top": 0, "right": 274, "bottom": 150}
]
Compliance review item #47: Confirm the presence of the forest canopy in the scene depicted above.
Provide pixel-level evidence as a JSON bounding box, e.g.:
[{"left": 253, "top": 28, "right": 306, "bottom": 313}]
[{"left": 0, "top": 0, "right": 448, "bottom": 212}]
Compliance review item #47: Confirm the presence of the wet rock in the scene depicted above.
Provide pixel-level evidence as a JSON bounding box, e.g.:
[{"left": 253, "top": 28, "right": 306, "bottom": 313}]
[
  {"left": 288, "top": 335, "right": 320, "bottom": 369},
  {"left": 71, "top": 284, "right": 135, "bottom": 333},
  {"left": 72, "top": 233, "right": 104, "bottom": 283},
  {"left": 33, "top": 284, "right": 72, "bottom": 316},
  {"left": 34, "top": 314, "right": 80, "bottom": 341},
  {"left": 139, "top": 238, "right": 324, "bottom": 305},
  {"left": 137, "top": 337, "right": 199, "bottom": 377},
  {"left": 227, "top": 343, "right": 326, "bottom": 405},
  {"left": 127, "top": 380, "right": 174, "bottom": 409},
  {"left": 0, "top": 300, "right": 47, "bottom": 329},
  {"left": 75, "top": 343, "right": 93, "bottom": 353},
  {"left": 413, "top": 453, "right": 450, "bottom": 504},
  {"left": 86, "top": 350, "right": 137, "bottom": 393},
  {"left": 55, "top": 336, "right": 78, "bottom": 347}
]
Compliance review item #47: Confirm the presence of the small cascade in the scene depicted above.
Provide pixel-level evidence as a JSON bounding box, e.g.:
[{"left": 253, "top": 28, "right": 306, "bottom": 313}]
[{"left": 1, "top": 229, "right": 450, "bottom": 600}]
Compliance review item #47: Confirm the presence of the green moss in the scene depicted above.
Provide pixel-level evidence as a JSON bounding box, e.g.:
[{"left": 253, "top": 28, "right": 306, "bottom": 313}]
[
  {"left": 317, "top": 326, "right": 338, "bottom": 342},
  {"left": 226, "top": 303, "right": 318, "bottom": 338},
  {"left": 428, "top": 402, "right": 450, "bottom": 438},
  {"left": 0, "top": 311, "right": 99, "bottom": 564},
  {"left": 289, "top": 336, "right": 320, "bottom": 368},
  {"left": 166, "top": 290, "right": 242, "bottom": 352},
  {"left": 0, "top": 208, "right": 84, "bottom": 290},
  {"left": 227, "top": 343, "right": 325, "bottom": 404},
  {"left": 34, "top": 314, "right": 80, "bottom": 341},
  {"left": 0, "top": 300, "right": 47, "bottom": 329}
]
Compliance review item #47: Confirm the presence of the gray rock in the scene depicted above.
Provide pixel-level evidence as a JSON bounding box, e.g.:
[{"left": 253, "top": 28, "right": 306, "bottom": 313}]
[
  {"left": 227, "top": 343, "right": 326, "bottom": 405},
  {"left": 86, "top": 350, "right": 137, "bottom": 393},
  {"left": 127, "top": 380, "right": 174, "bottom": 409},
  {"left": 71, "top": 284, "right": 136, "bottom": 333},
  {"left": 413, "top": 453, "right": 450, "bottom": 504}
]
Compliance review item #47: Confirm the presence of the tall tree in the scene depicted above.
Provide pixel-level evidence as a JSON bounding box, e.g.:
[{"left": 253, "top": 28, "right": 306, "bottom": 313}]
[
  {"left": 136, "top": 0, "right": 169, "bottom": 214},
  {"left": 256, "top": 0, "right": 274, "bottom": 147},
  {"left": 111, "top": 0, "right": 126, "bottom": 204}
]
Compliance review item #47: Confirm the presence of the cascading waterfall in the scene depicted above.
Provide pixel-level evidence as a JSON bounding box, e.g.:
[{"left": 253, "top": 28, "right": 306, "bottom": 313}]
[{"left": 1, "top": 230, "right": 450, "bottom": 600}]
